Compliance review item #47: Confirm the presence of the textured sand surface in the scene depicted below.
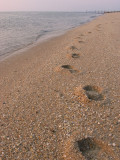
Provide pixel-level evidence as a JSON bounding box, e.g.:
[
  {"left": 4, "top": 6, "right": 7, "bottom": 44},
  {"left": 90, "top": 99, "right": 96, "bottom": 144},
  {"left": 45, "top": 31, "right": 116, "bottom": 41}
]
[{"left": 0, "top": 13, "right": 120, "bottom": 160}]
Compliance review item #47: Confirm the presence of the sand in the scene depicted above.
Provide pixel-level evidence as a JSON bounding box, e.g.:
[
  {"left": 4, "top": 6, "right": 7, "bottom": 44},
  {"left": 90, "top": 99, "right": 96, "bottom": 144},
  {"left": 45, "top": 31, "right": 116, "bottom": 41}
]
[{"left": 0, "top": 13, "right": 120, "bottom": 160}]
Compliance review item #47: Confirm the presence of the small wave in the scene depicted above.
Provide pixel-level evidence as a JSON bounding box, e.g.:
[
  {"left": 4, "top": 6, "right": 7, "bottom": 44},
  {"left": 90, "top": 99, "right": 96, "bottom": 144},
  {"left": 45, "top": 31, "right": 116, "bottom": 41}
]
[
  {"left": 36, "top": 30, "right": 50, "bottom": 41},
  {"left": 90, "top": 16, "right": 97, "bottom": 18}
]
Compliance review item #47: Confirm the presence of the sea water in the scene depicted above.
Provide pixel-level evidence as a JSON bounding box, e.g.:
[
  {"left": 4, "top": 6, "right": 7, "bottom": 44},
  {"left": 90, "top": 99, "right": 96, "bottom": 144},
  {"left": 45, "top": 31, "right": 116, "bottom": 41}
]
[{"left": 0, "top": 12, "right": 101, "bottom": 60}]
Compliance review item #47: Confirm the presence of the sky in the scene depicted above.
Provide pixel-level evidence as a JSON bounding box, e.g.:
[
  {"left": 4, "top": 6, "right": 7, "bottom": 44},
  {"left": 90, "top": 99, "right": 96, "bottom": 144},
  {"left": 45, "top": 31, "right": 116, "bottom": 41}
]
[{"left": 0, "top": 0, "right": 120, "bottom": 12}]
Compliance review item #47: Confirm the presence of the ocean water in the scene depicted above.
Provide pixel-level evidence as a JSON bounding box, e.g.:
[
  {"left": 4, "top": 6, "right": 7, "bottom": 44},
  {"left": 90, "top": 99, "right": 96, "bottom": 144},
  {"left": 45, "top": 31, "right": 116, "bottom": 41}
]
[{"left": 0, "top": 12, "right": 101, "bottom": 60}]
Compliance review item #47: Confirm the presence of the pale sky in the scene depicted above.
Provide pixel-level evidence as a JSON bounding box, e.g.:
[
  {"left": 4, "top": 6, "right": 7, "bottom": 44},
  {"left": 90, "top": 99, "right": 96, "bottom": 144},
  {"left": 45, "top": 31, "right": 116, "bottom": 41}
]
[{"left": 0, "top": 0, "right": 120, "bottom": 12}]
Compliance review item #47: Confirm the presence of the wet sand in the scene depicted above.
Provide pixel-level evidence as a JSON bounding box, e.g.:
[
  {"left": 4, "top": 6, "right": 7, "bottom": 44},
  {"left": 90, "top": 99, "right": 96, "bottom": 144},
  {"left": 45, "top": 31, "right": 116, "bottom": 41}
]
[{"left": 0, "top": 13, "right": 120, "bottom": 159}]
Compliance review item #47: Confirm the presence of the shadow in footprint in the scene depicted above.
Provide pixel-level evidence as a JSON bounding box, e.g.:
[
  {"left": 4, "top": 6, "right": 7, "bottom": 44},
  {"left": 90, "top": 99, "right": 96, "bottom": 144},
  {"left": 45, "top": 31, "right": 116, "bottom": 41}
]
[
  {"left": 68, "top": 46, "right": 78, "bottom": 51},
  {"left": 63, "top": 133, "right": 118, "bottom": 160},
  {"left": 83, "top": 85, "right": 104, "bottom": 101},
  {"left": 78, "top": 40, "right": 85, "bottom": 43},
  {"left": 80, "top": 34, "right": 84, "bottom": 36},
  {"left": 72, "top": 53, "right": 80, "bottom": 58},
  {"left": 77, "top": 137, "right": 100, "bottom": 160},
  {"left": 61, "top": 65, "right": 78, "bottom": 73},
  {"left": 61, "top": 65, "right": 72, "bottom": 69}
]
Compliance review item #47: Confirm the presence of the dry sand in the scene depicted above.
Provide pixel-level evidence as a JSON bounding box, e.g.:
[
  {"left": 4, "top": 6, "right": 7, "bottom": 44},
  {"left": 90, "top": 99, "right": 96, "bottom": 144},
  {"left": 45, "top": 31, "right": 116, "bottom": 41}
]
[{"left": 0, "top": 13, "right": 120, "bottom": 160}]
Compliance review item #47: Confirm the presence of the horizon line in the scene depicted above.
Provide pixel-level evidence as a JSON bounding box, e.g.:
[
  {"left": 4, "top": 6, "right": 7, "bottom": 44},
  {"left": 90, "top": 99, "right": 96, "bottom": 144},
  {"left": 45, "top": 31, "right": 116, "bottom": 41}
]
[{"left": 0, "top": 10, "right": 119, "bottom": 12}]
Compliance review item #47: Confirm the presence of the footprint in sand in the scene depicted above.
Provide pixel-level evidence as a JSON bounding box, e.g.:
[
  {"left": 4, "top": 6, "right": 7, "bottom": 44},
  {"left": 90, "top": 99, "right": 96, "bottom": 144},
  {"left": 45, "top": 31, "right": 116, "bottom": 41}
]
[
  {"left": 74, "top": 36, "right": 85, "bottom": 44},
  {"left": 83, "top": 85, "right": 104, "bottom": 101},
  {"left": 78, "top": 40, "right": 85, "bottom": 43},
  {"left": 80, "top": 34, "right": 85, "bottom": 36},
  {"left": 67, "top": 53, "right": 80, "bottom": 59},
  {"left": 63, "top": 134, "right": 118, "bottom": 160},
  {"left": 96, "top": 24, "right": 102, "bottom": 31},
  {"left": 77, "top": 137, "right": 100, "bottom": 159},
  {"left": 96, "top": 24, "right": 101, "bottom": 29},
  {"left": 66, "top": 46, "right": 78, "bottom": 52},
  {"left": 71, "top": 53, "right": 80, "bottom": 58},
  {"left": 55, "top": 65, "right": 79, "bottom": 74},
  {"left": 74, "top": 85, "right": 105, "bottom": 103},
  {"left": 97, "top": 29, "right": 101, "bottom": 32}
]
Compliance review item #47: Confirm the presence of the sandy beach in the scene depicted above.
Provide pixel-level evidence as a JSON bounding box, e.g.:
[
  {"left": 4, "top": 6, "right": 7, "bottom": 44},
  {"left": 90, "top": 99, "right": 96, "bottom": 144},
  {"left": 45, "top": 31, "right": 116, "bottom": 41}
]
[{"left": 0, "top": 13, "right": 120, "bottom": 159}]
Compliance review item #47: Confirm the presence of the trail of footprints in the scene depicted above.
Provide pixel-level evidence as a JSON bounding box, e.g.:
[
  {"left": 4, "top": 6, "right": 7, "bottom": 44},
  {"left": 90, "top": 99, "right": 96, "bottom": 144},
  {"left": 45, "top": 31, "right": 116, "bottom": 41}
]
[{"left": 54, "top": 31, "right": 117, "bottom": 159}]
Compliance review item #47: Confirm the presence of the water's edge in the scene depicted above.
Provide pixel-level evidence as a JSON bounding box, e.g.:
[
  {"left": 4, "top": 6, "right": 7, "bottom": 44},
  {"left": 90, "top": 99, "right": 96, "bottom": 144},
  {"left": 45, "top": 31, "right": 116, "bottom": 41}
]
[{"left": 0, "top": 12, "right": 102, "bottom": 61}]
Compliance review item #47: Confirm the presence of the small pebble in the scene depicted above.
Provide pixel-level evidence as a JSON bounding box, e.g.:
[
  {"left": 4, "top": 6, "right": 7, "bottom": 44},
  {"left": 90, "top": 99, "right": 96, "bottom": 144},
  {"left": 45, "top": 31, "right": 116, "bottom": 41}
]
[
  {"left": 109, "top": 133, "right": 112, "bottom": 136},
  {"left": 112, "top": 143, "right": 116, "bottom": 147}
]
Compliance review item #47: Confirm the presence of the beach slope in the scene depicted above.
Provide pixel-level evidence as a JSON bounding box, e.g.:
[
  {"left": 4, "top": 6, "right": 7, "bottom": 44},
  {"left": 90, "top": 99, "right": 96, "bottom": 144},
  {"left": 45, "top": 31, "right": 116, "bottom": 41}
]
[{"left": 0, "top": 13, "right": 120, "bottom": 159}]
